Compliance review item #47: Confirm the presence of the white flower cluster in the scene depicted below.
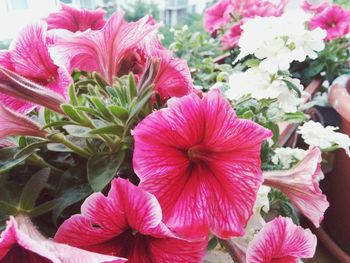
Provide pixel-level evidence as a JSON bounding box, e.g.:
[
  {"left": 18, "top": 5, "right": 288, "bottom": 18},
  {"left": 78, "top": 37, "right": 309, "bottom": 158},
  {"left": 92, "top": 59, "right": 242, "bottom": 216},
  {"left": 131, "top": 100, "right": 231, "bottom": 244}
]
[
  {"left": 298, "top": 121, "right": 350, "bottom": 156},
  {"left": 237, "top": 10, "right": 326, "bottom": 74},
  {"left": 272, "top": 147, "right": 307, "bottom": 169},
  {"left": 225, "top": 67, "right": 304, "bottom": 112}
]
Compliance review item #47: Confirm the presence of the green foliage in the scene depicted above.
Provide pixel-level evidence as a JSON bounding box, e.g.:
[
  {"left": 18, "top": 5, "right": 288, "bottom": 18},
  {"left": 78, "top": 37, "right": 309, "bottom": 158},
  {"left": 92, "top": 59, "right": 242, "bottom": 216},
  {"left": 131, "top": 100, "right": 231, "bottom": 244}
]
[
  {"left": 291, "top": 38, "right": 350, "bottom": 85},
  {"left": 124, "top": 0, "right": 160, "bottom": 22},
  {"left": 334, "top": 0, "right": 350, "bottom": 8}
]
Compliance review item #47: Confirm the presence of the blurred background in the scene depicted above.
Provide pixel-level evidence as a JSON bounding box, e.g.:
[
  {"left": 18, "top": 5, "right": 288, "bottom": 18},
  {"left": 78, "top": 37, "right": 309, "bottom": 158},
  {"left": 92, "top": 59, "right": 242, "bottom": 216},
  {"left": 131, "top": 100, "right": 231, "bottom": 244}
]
[{"left": 0, "top": 0, "right": 349, "bottom": 49}]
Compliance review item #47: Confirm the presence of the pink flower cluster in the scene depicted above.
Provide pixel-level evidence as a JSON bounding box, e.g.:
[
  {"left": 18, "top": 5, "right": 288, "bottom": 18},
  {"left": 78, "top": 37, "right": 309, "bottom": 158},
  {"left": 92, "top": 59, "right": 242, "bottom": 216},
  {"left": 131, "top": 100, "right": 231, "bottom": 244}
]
[
  {"left": 0, "top": 3, "right": 329, "bottom": 263},
  {"left": 204, "top": 0, "right": 288, "bottom": 49},
  {"left": 304, "top": 1, "right": 350, "bottom": 40}
]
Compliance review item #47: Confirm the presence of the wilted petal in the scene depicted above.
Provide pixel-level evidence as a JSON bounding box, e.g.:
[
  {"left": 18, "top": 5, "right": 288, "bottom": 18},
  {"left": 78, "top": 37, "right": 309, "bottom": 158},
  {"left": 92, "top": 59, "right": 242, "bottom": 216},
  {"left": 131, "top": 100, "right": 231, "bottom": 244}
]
[
  {"left": 263, "top": 146, "right": 329, "bottom": 227},
  {"left": 50, "top": 12, "right": 158, "bottom": 84},
  {"left": 0, "top": 22, "right": 70, "bottom": 113},
  {"left": 133, "top": 90, "right": 272, "bottom": 239},
  {"left": 45, "top": 3, "right": 106, "bottom": 32},
  {"left": 55, "top": 178, "right": 206, "bottom": 262},
  {"left": 246, "top": 216, "right": 317, "bottom": 263},
  {"left": 0, "top": 215, "right": 125, "bottom": 263},
  {"left": 0, "top": 103, "right": 46, "bottom": 140}
]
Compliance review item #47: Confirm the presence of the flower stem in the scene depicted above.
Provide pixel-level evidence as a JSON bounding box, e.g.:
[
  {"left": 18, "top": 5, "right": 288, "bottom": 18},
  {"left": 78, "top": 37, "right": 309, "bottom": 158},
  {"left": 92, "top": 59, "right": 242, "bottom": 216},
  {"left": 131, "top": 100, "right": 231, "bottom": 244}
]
[
  {"left": 50, "top": 133, "right": 91, "bottom": 158},
  {"left": 28, "top": 154, "right": 64, "bottom": 175},
  {"left": 219, "top": 239, "right": 245, "bottom": 263}
]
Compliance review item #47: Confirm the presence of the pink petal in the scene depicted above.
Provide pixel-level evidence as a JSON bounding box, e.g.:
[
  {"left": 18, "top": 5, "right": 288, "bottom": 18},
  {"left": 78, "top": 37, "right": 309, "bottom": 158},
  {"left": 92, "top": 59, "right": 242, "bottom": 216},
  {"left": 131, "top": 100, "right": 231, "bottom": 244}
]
[
  {"left": 133, "top": 90, "right": 272, "bottom": 239},
  {"left": 247, "top": 216, "right": 317, "bottom": 263},
  {"left": 0, "top": 22, "right": 70, "bottom": 113},
  {"left": 0, "top": 103, "right": 47, "bottom": 140},
  {"left": 0, "top": 216, "right": 125, "bottom": 263},
  {"left": 45, "top": 3, "right": 106, "bottom": 32},
  {"left": 204, "top": 0, "right": 233, "bottom": 33},
  {"left": 263, "top": 146, "right": 329, "bottom": 227},
  {"left": 49, "top": 12, "right": 158, "bottom": 84},
  {"left": 55, "top": 178, "right": 206, "bottom": 262},
  {"left": 153, "top": 50, "right": 193, "bottom": 98}
]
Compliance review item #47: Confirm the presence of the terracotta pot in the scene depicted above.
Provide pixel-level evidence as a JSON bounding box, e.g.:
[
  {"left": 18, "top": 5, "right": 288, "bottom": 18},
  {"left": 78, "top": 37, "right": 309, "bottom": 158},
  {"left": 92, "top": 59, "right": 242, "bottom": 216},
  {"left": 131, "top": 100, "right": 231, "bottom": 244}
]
[{"left": 323, "top": 75, "right": 350, "bottom": 257}]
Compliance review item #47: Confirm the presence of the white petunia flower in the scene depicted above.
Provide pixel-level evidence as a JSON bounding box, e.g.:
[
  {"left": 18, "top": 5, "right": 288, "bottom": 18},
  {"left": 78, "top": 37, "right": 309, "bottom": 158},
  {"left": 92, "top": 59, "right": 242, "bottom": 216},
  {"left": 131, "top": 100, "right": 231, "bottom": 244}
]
[
  {"left": 237, "top": 10, "right": 326, "bottom": 73},
  {"left": 298, "top": 121, "right": 350, "bottom": 156},
  {"left": 272, "top": 147, "right": 307, "bottom": 169},
  {"left": 226, "top": 67, "right": 303, "bottom": 112}
]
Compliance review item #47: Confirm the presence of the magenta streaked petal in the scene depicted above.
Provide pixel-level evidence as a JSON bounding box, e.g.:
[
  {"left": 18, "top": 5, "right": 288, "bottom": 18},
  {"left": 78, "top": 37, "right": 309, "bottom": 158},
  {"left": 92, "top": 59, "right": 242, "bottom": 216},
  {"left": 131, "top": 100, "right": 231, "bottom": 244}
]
[
  {"left": 203, "top": 0, "right": 233, "bottom": 33},
  {"left": 0, "top": 22, "right": 70, "bottom": 113},
  {"left": 55, "top": 178, "right": 207, "bottom": 262},
  {"left": 45, "top": 3, "right": 106, "bottom": 32},
  {"left": 247, "top": 216, "right": 317, "bottom": 263},
  {"left": 0, "top": 216, "right": 125, "bottom": 263},
  {"left": 264, "top": 146, "right": 329, "bottom": 228},
  {"left": 154, "top": 51, "right": 193, "bottom": 98},
  {"left": 49, "top": 12, "right": 158, "bottom": 84},
  {"left": 133, "top": 90, "right": 272, "bottom": 239}
]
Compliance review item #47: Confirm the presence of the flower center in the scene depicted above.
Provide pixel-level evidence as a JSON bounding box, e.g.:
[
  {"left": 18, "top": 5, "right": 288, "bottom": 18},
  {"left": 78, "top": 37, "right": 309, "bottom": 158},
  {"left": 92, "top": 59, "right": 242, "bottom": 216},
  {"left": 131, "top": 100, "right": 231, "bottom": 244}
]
[{"left": 187, "top": 145, "right": 212, "bottom": 163}]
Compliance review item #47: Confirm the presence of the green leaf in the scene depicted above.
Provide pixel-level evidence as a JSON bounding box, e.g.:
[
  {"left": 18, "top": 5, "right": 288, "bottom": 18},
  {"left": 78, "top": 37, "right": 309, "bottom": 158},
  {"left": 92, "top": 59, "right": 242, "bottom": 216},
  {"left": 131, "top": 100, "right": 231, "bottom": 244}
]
[
  {"left": 42, "top": 121, "right": 77, "bottom": 130},
  {"left": 29, "top": 199, "right": 62, "bottom": 218},
  {"left": 0, "top": 147, "right": 36, "bottom": 174},
  {"left": 0, "top": 201, "right": 18, "bottom": 215},
  {"left": 93, "top": 72, "right": 108, "bottom": 88},
  {"left": 245, "top": 58, "right": 260, "bottom": 68},
  {"left": 128, "top": 73, "right": 138, "bottom": 98},
  {"left": 52, "top": 167, "right": 92, "bottom": 223},
  {"left": 14, "top": 141, "right": 50, "bottom": 159},
  {"left": 89, "top": 125, "right": 124, "bottom": 136},
  {"left": 108, "top": 105, "right": 129, "bottom": 122},
  {"left": 88, "top": 151, "right": 125, "bottom": 192},
  {"left": 207, "top": 237, "right": 218, "bottom": 250},
  {"left": 68, "top": 84, "right": 79, "bottom": 106},
  {"left": 127, "top": 91, "right": 153, "bottom": 123},
  {"left": 63, "top": 125, "right": 92, "bottom": 138},
  {"left": 91, "top": 97, "right": 113, "bottom": 120},
  {"left": 19, "top": 168, "right": 50, "bottom": 210},
  {"left": 61, "top": 104, "right": 87, "bottom": 124}
]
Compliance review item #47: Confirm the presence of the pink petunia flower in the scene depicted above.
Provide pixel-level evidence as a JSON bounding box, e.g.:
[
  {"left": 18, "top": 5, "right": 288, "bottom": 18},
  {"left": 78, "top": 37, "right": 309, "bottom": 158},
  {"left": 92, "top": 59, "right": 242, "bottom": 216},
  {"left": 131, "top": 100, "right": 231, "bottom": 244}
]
[
  {"left": 0, "top": 103, "right": 47, "bottom": 140},
  {"left": 242, "top": 0, "right": 288, "bottom": 18},
  {"left": 221, "top": 21, "right": 244, "bottom": 49},
  {"left": 0, "top": 21, "right": 71, "bottom": 114},
  {"left": 310, "top": 5, "right": 350, "bottom": 40},
  {"left": 132, "top": 90, "right": 272, "bottom": 239},
  {"left": 263, "top": 146, "right": 329, "bottom": 228},
  {"left": 152, "top": 50, "right": 193, "bottom": 98},
  {"left": 0, "top": 215, "right": 125, "bottom": 263},
  {"left": 246, "top": 216, "right": 317, "bottom": 263},
  {"left": 49, "top": 12, "right": 158, "bottom": 85},
  {"left": 203, "top": 0, "right": 233, "bottom": 33},
  {"left": 54, "top": 178, "right": 207, "bottom": 263},
  {"left": 302, "top": 0, "right": 330, "bottom": 13},
  {"left": 45, "top": 3, "right": 106, "bottom": 32}
]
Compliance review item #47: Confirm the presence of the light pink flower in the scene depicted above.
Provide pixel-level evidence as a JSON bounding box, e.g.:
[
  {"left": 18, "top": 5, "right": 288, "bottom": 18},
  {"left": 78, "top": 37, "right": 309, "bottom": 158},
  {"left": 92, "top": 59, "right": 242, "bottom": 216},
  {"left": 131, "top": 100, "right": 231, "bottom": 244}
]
[
  {"left": 49, "top": 12, "right": 158, "bottom": 85},
  {"left": 54, "top": 178, "right": 207, "bottom": 263},
  {"left": 0, "top": 21, "right": 71, "bottom": 114},
  {"left": 302, "top": 0, "right": 330, "bottom": 13},
  {"left": 247, "top": 216, "right": 317, "bottom": 263},
  {"left": 0, "top": 103, "right": 47, "bottom": 140},
  {"left": 0, "top": 215, "right": 125, "bottom": 263},
  {"left": 221, "top": 21, "right": 244, "bottom": 49},
  {"left": 45, "top": 3, "right": 106, "bottom": 32},
  {"left": 203, "top": 0, "right": 233, "bottom": 33},
  {"left": 133, "top": 90, "right": 272, "bottom": 239},
  {"left": 263, "top": 146, "right": 329, "bottom": 228},
  {"left": 310, "top": 5, "right": 350, "bottom": 40},
  {"left": 242, "top": 0, "right": 288, "bottom": 18}
]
